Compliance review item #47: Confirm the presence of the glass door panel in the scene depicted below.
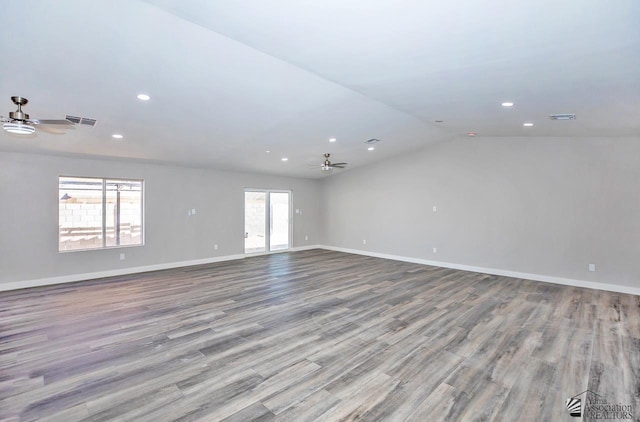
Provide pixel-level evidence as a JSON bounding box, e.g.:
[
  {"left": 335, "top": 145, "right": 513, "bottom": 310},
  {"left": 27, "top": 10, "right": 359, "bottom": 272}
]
[
  {"left": 269, "top": 192, "right": 290, "bottom": 251},
  {"left": 244, "top": 191, "right": 266, "bottom": 253}
]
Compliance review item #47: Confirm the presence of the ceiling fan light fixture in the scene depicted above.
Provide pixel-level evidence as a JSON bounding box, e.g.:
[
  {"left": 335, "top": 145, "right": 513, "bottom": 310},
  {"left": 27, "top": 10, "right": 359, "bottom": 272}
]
[
  {"left": 321, "top": 165, "right": 333, "bottom": 172},
  {"left": 3, "top": 122, "right": 35, "bottom": 135}
]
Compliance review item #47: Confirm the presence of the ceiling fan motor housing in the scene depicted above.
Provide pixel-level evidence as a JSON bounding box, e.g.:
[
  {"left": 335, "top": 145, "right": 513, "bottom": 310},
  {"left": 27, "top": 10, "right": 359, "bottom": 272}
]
[
  {"left": 9, "top": 96, "right": 29, "bottom": 121},
  {"left": 9, "top": 110, "right": 28, "bottom": 121}
]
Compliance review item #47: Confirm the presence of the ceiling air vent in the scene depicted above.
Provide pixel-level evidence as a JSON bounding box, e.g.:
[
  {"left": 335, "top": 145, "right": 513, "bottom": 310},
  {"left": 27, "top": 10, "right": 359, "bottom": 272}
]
[
  {"left": 65, "top": 115, "right": 98, "bottom": 127},
  {"left": 549, "top": 114, "right": 576, "bottom": 120},
  {"left": 364, "top": 138, "right": 381, "bottom": 144},
  {"left": 79, "top": 118, "right": 97, "bottom": 127}
]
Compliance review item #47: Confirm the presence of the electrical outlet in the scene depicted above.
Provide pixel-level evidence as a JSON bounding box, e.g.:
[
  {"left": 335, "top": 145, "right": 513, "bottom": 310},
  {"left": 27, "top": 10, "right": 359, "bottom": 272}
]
[
  {"left": 120, "top": 253, "right": 125, "bottom": 260},
  {"left": 362, "top": 239, "right": 367, "bottom": 245},
  {"left": 192, "top": 208, "right": 196, "bottom": 215},
  {"left": 304, "top": 235, "right": 308, "bottom": 241},
  {"left": 588, "top": 263, "right": 596, "bottom": 272},
  {"left": 433, "top": 206, "right": 437, "bottom": 212},
  {"left": 214, "top": 244, "right": 218, "bottom": 250},
  {"left": 433, "top": 247, "right": 437, "bottom": 254}
]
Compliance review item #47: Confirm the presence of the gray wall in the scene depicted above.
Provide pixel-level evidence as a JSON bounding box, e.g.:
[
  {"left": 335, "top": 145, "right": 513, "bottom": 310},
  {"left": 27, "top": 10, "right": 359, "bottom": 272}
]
[
  {"left": 0, "top": 152, "right": 322, "bottom": 285},
  {"left": 3, "top": 136, "right": 640, "bottom": 291},
  {"left": 322, "top": 136, "right": 640, "bottom": 290}
]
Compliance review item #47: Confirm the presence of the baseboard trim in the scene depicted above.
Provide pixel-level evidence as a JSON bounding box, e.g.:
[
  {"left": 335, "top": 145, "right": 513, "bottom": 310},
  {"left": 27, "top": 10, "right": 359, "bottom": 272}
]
[
  {"left": 320, "top": 246, "right": 640, "bottom": 296},
  {"left": 290, "top": 244, "right": 323, "bottom": 252},
  {"left": 3, "top": 245, "right": 638, "bottom": 296},
  {"left": 0, "top": 245, "right": 324, "bottom": 292},
  {"left": 245, "top": 244, "right": 322, "bottom": 257},
  {"left": 0, "top": 254, "right": 246, "bottom": 292}
]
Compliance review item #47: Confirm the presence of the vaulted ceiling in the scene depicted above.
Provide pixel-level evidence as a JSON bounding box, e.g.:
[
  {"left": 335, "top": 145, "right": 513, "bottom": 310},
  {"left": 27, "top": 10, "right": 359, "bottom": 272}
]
[{"left": 1, "top": 0, "right": 638, "bottom": 178}]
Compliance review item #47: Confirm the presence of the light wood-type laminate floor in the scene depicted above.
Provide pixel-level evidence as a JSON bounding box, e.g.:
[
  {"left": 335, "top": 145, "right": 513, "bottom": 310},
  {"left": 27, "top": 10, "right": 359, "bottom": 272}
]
[{"left": 1, "top": 250, "right": 638, "bottom": 421}]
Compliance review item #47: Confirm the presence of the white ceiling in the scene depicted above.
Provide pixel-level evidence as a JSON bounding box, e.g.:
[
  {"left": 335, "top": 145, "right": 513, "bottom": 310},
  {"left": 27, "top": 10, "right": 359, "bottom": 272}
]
[{"left": 0, "top": 0, "right": 638, "bottom": 178}]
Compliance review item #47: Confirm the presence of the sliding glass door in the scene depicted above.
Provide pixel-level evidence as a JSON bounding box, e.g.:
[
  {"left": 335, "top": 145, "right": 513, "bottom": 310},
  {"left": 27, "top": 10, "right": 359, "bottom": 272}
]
[{"left": 244, "top": 190, "right": 290, "bottom": 254}]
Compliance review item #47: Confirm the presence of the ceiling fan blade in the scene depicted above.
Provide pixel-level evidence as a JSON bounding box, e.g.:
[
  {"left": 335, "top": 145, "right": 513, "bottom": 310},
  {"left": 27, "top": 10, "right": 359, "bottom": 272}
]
[
  {"left": 37, "top": 125, "right": 75, "bottom": 135},
  {"left": 31, "top": 119, "right": 74, "bottom": 126},
  {"left": 331, "top": 162, "right": 348, "bottom": 166}
]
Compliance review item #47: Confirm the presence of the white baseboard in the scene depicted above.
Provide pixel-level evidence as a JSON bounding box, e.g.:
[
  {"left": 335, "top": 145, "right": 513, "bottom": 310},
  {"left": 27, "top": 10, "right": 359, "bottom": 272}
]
[
  {"left": 0, "top": 254, "right": 245, "bottom": 292},
  {"left": 243, "top": 245, "right": 322, "bottom": 257},
  {"left": 3, "top": 245, "right": 638, "bottom": 297},
  {"left": 290, "top": 244, "right": 322, "bottom": 252},
  {"left": 320, "top": 246, "right": 640, "bottom": 296},
  {"left": 0, "top": 245, "right": 323, "bottom": 292}
]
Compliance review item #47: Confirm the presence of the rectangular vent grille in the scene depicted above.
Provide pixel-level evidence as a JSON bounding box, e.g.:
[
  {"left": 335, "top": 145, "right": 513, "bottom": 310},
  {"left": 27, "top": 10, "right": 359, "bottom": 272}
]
[
  {"left": 65, "top": 115, "right": 81, "bottom": 124},
  {"left": 80, "top": 118, "right": 97, "bottom": 127},
  {"left": 65, "top": 115, "right": 98, "bottom": 127},
  {"left": 549, "top": 114, "right": 576, "bottom": 120}
]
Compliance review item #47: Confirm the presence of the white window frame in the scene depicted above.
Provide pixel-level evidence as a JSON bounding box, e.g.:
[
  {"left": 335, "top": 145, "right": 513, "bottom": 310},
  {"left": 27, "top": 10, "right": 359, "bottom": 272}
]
[{"left": 58, "top": 176, "right": 145, "bottom": 252}]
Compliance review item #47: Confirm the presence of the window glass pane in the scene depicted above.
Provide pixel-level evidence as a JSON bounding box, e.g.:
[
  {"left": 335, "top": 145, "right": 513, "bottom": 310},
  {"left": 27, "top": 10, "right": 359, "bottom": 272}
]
[
  {"left": 58, "top": 177, "right": 103, "bottom": 251},
  {"left": 105, "top": 180, "right": 143, "bottom": 247}
]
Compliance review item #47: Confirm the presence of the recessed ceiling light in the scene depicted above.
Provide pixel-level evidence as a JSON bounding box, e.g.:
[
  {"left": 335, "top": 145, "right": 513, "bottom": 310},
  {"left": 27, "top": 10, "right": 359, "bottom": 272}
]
[
  {"left": 112, "top": 134, "right": 123, "bottom": 139},
  {"left": 467, "top": 132, "right": 477, "bottom": 137},
  {"left": 501, "top": 102, "right": 514, "bottom": 107},
  {"left": 329, "top": 137, "right": 336, "bottom": 143},
  {"left": 281, "top": 157, "right": 288, "bottom": 162},
  {"left": 523, "top": 123, "right": 534, "bottom": 127},
  {"left": 266, "top": 150, "right": 270, "bottom": 153},
  {"left": 367, "top": 146, "right": 375, "bottom": 151},
  {"left": 137, "top": 94, "right": 150, "bottom": 101}
]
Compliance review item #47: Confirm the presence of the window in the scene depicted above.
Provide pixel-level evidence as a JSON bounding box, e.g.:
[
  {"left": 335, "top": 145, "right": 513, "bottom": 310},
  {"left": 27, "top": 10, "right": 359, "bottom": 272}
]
[{"left": 59, "top": 176, "right": 143, "bottom": 251}]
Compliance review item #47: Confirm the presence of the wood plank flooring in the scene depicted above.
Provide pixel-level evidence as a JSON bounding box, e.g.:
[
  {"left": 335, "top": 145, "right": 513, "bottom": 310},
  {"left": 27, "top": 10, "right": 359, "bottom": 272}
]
[{"left": 1, "top": 249, "right": 638, "bottom": 421}]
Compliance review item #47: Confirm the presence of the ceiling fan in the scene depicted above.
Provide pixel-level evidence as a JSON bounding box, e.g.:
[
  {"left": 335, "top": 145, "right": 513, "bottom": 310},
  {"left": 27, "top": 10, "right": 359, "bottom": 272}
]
[
  {"left": 320, "top": 153, "right": 348, "bottom": 173},
  {"left": 1, "top": 96, "right": 74, "bottom": 135}
]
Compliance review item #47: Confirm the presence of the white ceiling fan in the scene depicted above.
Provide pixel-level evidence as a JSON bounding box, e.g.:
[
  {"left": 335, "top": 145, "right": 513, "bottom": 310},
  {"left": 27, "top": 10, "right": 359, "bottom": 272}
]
[{"left": 1, "top": 96, "right": 75, "bottom": 135}]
